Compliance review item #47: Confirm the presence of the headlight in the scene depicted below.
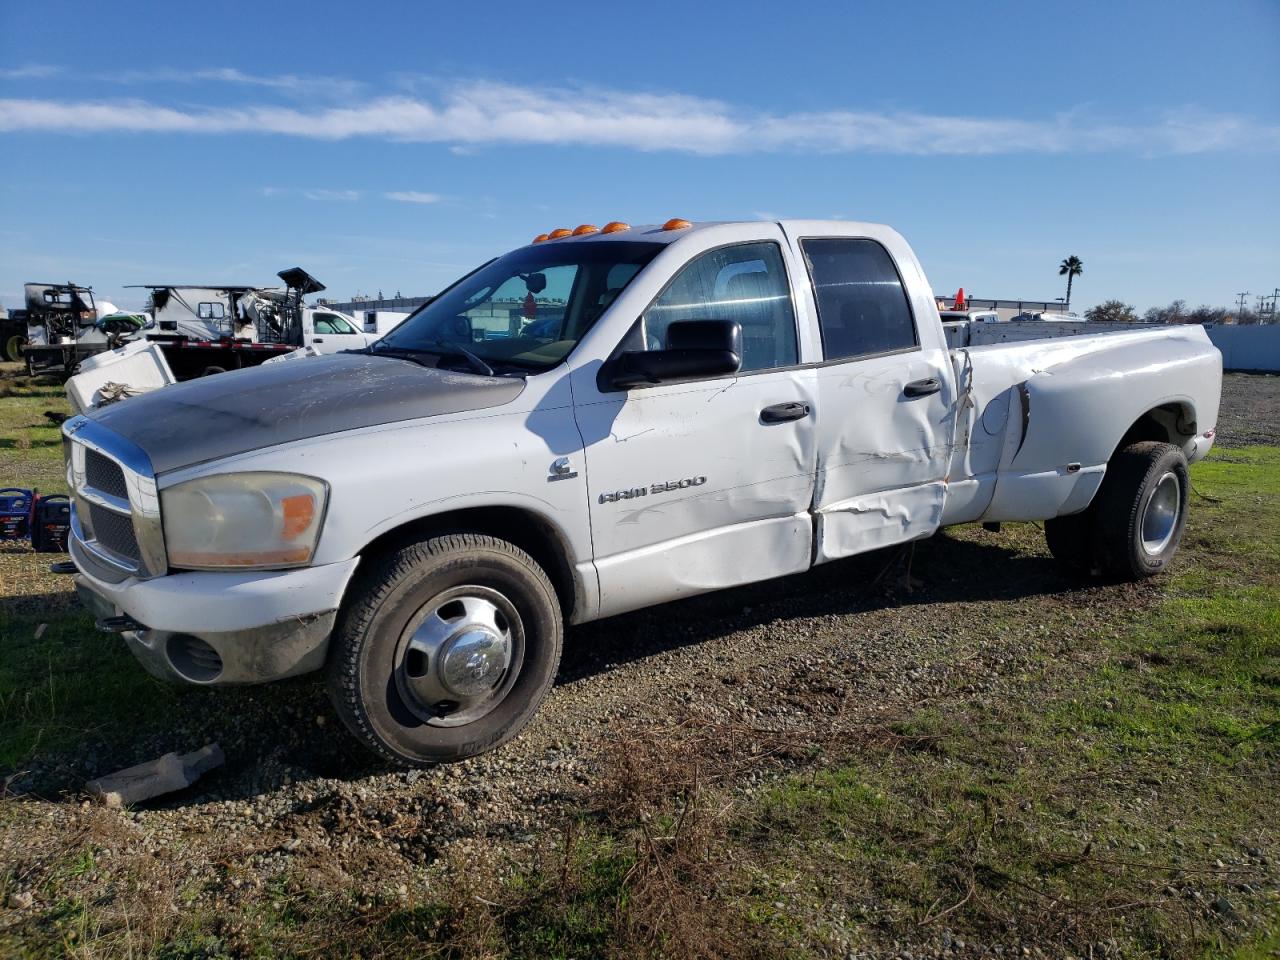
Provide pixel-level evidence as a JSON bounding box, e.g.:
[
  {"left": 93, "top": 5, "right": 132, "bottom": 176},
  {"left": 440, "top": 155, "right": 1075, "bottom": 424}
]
[{"left": 161, "top": 472, "right": 328, "bottom": 570}]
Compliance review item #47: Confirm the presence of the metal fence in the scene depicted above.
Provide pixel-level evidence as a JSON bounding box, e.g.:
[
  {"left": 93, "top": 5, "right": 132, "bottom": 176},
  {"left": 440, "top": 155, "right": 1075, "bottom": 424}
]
[{"left": 1204, "top": 324, "right": 1280, "bottom": 373}]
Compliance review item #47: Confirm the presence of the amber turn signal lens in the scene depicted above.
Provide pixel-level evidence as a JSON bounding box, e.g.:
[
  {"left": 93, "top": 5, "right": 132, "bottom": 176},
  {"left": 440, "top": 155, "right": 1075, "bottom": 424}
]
[
  {"left": 601, "top": 221, "right": 630, "bottom": 233},
  {"left": 280, "top": 494, "right": 316, "bottom": 540},
  {"left": 573, "top": 224, "right": 599, "bottom": 235},
  {"left": 662, "top": 218, "right": 692, "bottom": 230},
  {"left": 547, "top": 228, "right": 573, "bottom": 239},
  {"left": 532, "top": 233, "right": 549, "bottom": 243}
]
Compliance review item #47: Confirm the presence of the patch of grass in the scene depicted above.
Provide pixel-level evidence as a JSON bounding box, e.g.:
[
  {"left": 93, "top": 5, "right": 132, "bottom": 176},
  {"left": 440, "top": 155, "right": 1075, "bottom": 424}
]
[
  {"left": 719, "top": 446, "right": 1280, "bottom": 957},
  {"left": 0, "top": 362, "right": 160, "bottom": 768},
  {"left": 0, "top": 362, "right": 70, "bottom": 494},
  {"left": 1221, "top": 914, "right": 1280, "bottom": 959},
  {"left": 0, "top": 611, "right": 180, "bottom": 767}
]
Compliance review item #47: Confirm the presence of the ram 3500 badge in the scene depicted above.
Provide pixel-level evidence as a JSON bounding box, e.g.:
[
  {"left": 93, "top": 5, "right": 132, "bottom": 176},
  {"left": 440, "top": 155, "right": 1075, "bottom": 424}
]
[{"left": 598, "top": 475, "right": 706, "bottom": 503}]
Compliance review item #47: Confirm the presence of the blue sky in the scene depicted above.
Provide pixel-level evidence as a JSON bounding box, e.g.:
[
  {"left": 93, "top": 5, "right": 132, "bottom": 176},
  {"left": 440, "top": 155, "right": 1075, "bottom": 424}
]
[{"left": 1, "top": 0, "right": 1277, "bottom": 314}]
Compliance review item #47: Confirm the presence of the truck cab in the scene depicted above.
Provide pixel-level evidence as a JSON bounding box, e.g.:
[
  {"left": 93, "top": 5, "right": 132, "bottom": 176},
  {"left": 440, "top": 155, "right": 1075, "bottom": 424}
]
[{"left": 302, "top": 308, "right": 378, "bottom": 355}]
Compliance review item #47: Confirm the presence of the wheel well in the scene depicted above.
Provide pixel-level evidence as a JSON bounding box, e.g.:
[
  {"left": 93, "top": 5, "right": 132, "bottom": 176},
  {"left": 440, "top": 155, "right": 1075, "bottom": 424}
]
[
  {"left": 1113, "top": 403, "right": 1196, "bottom": 460},
  {"left": 356, "top": 507, "right": 580, "bottom": 620}
]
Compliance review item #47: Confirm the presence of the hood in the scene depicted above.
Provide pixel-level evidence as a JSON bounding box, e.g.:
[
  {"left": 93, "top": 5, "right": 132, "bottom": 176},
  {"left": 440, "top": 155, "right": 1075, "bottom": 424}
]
[{"left": 89, "top": 353, "right": 525, "bottom": 474}]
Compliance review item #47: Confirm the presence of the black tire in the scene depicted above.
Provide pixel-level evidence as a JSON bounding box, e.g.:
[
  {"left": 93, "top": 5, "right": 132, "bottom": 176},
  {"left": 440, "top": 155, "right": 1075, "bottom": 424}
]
[
  {"left": 1094, "top": 441, "right": 1189, "bottom": 580},
  {"left": 200, "top": 365, "right": 227, "bottom": 377},
  {"left": 3, "top": 334, "right": 25, "bottom": 364},
  {"left": 1044, "top": 507, "right": 1097, "bottom": 576},
  {"left": 326, "top": 533, "right": 563, "bottom": 766}
]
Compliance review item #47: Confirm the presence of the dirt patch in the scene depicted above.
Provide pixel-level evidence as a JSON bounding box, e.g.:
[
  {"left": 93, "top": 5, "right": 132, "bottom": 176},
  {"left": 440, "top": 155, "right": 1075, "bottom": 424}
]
[{"left": 1215, "top": 372, "right": 1280, "bottom": 446}]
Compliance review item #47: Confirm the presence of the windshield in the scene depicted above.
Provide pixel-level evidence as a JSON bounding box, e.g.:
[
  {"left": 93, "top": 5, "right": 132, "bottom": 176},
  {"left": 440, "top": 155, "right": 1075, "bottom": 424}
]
[{"left": 377, "top": 240, "right": 662, "bottom": 373}]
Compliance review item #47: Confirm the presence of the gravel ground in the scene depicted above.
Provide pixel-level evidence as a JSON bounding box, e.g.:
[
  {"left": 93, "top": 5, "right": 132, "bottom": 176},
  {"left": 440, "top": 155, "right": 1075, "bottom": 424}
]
[
  {"left": 9, "top": 534, "right": 1072, "bottom": 850},
  {"left": 1214, "top": 372, "right": 1280, "bottom": 446},
  {"left": 2, "top": 369, "right": 1277, "bottom": 955}
]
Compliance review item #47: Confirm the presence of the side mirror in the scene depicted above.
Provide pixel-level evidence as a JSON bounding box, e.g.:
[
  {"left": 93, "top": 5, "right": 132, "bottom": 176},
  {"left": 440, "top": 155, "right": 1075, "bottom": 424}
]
[{"left": 610, "top": 319, "right": 741, "bottom": 389}]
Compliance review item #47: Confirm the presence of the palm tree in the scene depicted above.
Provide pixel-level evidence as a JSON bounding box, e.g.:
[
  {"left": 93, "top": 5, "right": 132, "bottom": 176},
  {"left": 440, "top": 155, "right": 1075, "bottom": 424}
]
[{"left": 1059, "top": 255, "right": 1084, "bottom": 311}]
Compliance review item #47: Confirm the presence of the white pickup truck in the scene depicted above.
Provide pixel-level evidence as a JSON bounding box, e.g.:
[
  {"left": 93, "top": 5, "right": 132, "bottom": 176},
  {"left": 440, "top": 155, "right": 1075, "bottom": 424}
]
[{"left": 61, "top": 219, "right": 1222, "bottom": 765}]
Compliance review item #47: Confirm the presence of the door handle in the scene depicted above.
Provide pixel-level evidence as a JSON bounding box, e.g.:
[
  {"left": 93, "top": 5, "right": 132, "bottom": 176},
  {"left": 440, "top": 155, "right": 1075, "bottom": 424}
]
[
  {"left": 760, "top": 401, "right": 811, "bottom": 424},
  {"left": 903, "top": 377, "right": 941, "bottom": 398},
  {"left": 313, "top": 338, "right": 325, "bottom": 343}
]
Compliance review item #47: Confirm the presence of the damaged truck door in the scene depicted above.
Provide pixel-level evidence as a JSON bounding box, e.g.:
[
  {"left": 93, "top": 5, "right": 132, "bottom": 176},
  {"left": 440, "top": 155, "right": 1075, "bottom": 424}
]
[
  {"left": 572, "top": 229, "right": 819, "bottom": 618},
  {"left": 800, "top": 235, "right": 954, "bottom": 560}
]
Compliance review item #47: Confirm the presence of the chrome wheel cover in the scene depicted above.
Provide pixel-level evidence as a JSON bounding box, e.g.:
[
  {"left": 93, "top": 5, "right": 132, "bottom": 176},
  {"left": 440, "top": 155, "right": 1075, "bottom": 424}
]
[
  {"left": 394, "top": 586, "right": 523, "bottom": 727},
  {"left": 1140, "top": 471, "right": 1181, "bottom": 556}
]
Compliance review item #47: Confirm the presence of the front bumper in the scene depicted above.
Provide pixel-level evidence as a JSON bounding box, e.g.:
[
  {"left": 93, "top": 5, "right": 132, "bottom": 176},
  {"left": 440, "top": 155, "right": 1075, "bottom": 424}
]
[{"left": 71, "top": 544, "right": 360, "bottom": 685}]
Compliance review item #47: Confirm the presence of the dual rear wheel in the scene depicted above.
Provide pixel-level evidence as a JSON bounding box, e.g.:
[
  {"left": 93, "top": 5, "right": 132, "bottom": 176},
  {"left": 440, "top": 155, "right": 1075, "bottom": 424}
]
[{"left": 1045, "top": 441, "right": 1190, "bottom": 580}]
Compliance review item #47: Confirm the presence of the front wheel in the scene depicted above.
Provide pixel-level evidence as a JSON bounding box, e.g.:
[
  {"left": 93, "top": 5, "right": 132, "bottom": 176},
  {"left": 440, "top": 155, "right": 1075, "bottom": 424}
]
[
  {"left": 3, "top": 333, "right": 25, "bottom": 364},
  {"left": 326, "top": 533, "right": 563, "bottom": 766}
]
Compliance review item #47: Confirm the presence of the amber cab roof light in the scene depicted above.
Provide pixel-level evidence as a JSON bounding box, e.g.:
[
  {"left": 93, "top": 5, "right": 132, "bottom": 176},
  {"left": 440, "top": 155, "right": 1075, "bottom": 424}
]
[
  {"left": 662, "top": 217, "right": 692, "bottom": 231},
  {"left": 572, "top": 224, "right": 599, "bottom": 236},
  {"left": 601, "top": 221, "right": 630, "bottom": 233},
  {"left": 532, "top": 233, "right": 549, "bottom": 244},
  {"left": 547, "top": 228, "right": 573, "bottom": 240}
]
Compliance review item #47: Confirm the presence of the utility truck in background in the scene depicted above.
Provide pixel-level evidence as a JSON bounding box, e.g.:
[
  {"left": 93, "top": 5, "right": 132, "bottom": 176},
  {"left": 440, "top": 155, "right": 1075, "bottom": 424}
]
[
  {"left": 130, "top": 268, "right": 376, "bottom": 379},
  {"left": 61, "top": 218, "right": 1222, "bottom": 767},
  {"left": 21, "top": 282, "right": 111, "bottom": 374},
  {"left": 20, "top": 269, "right": 373, "bottom": 379}
]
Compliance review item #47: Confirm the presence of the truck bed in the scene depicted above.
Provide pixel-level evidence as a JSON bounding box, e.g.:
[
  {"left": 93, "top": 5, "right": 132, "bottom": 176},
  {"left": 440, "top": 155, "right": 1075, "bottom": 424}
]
[
  {"left": 940, "top": 319, "right": 1221, "bottom": 528},
  {"left": 942, "top": 318, "right": 1180, "bottom": 349}
]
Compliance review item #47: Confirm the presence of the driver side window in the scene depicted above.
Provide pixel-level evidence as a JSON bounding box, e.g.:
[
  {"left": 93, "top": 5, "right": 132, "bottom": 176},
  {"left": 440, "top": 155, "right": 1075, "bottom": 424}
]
[{"left": 641, "top": 242, "right": 797, "bottom": 372}]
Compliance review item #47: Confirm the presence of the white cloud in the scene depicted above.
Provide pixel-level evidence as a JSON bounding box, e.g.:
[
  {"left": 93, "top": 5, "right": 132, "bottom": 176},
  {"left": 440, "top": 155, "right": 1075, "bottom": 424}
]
[
  {"left": 0, "top": 64, "right": 62, "bottom": 80},
  {"left": 302, "top": 189, "right": 361, "bottom": 201},
  {"left": 1, "top": 79, "right": 1276, "bottom": 156},
  {"left": 385, "top": 190, "right": 442, "bottom": 204},
  {"left": 104, "top": 66, "right": 362, "bottom": 99}
]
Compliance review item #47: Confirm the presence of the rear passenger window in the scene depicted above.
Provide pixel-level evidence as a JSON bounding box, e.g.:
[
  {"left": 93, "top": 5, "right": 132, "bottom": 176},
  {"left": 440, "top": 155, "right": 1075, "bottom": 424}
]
[
  {"left": 643, "top": 242, "right": 797, "bottom": 372},
  {"left": 801, "top": 238, "right": 918, "bottom": 360}
]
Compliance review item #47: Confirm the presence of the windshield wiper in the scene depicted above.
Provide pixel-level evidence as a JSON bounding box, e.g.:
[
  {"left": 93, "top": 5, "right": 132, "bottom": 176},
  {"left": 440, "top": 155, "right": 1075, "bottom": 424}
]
[
  {"left": 369, "top": 340, "right": 496, "bottom": 377},
  {"left": 421, "top": 339, "right": 494, "bottom": 377}
]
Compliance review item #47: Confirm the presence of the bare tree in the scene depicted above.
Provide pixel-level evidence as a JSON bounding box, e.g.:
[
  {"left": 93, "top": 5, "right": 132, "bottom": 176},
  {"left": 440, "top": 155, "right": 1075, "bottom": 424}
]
[
  {"left": 1144, "top": 299, "right": 1188, "bottom": 324},
  {"left": 1187, "top": 305, "right": 1228, "bottom": 325}
]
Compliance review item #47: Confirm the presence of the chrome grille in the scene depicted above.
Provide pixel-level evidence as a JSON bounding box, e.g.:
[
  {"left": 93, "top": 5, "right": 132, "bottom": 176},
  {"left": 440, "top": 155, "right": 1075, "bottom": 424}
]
[
  {"left": 63, "top": 416, "right": 167, "bottom": 579},
  {"left": 87, "top": 502, "right": 141, "bottom": 563},
  {"left": 85, "top": 450, "right": 129, "bottom": 500}
]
